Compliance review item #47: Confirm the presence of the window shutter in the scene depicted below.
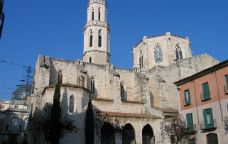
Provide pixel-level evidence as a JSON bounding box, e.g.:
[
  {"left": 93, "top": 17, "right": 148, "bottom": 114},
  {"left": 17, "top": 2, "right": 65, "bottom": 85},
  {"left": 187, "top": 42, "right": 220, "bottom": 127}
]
[
  {"left": 203, "top": 83, "right": 210, "bottom": 100},
  {"left": 225, "top": 75, "right": 228, "bottom": 89},
  {"left": 184, "top": 90, "right": 191, "bottom": 105},
  {"left": 186, "top": 113, "right": 193, "bottom": 130},
  {"left": 203, "top": 108, "right": 214, "bottom": 129}
]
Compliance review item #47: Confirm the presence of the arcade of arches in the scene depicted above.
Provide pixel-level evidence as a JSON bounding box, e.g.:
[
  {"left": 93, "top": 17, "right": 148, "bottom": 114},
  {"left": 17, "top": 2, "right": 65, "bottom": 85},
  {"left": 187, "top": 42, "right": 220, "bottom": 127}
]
[{"left": 101, "top": 123, "right": 155, "bottom": 144}]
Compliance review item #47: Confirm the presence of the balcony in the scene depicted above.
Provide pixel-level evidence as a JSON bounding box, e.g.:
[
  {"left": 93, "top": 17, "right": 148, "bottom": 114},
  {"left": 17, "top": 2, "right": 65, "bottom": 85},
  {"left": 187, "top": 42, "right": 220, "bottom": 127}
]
[
  {"left": 200, "top": 119, "right": 217, "bottom": 131},
  {"left": 185, "top": 124, "right": 197, "bottom": 134},
  {"left": 200, "top": 93, "right": 211, "bottom": 101}
]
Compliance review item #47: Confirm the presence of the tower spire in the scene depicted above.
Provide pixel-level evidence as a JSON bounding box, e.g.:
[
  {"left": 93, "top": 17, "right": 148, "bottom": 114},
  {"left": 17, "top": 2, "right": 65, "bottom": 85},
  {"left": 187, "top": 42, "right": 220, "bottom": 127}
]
[{"left": 83, "top": 0, "right": 110, "bottom": 65}]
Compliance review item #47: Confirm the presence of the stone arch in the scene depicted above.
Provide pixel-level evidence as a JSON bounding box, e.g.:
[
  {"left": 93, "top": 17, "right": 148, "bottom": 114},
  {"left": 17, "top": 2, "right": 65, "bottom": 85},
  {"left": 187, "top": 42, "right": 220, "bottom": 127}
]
[
  {"left": 142, "top": 124, "right": 155, "bottom": 144},
  {"left": 122, "top": 123, "right": 136, "bottom": 144},
  {"left": 101, "top": 122, "right": 115, "bottom": 144},
  {"left": 206, "top": 133, "right": 218, "bottom": 144}
]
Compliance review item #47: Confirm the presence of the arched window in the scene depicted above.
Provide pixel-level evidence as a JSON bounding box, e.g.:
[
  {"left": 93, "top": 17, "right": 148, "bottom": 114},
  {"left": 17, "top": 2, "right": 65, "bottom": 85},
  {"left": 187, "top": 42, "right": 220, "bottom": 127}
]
[
  {"left": 206, "top": 133, "right": 218, "bottom": 144},
  {"left": 98, "top": 29, "right": 102, "bottom": 47},
  {"left": 91, "top": 80, "right": 95, "bottom": 93},
  {"left": 120, "top": 83, "right": 126, "bottom": 101},
  {"left": 98, "top": 8, "right": 101, "bottom": 20},
  {"left": 89, "top": 57, "right": 92, "bottom": 63},
  {"left": 154, "top": 43, "right": 163, "bottom": 63},
  {"left": 89, "top": 30, "right": 93, "bottom": 47},
  {"left": 175, "top": 43, "right": 183, "bottom": 60},
  {"left": 92, "top": 9, "right": 94, "bottom": 21},
  {"left": 69, "top": 95, "right": 74, "bottom": 113},
  {"left": 58, "top": 70, "right": 62, "bottom": 84},
  {"left": 139, "top": 50, "right": 144, "bottom": 68}
]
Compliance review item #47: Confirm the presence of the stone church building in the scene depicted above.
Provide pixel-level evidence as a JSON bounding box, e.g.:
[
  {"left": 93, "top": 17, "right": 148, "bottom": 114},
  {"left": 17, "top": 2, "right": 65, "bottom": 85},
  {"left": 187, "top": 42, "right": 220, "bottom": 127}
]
[{"left": 30, "top": 0, "right": 219, "bottom": 143}]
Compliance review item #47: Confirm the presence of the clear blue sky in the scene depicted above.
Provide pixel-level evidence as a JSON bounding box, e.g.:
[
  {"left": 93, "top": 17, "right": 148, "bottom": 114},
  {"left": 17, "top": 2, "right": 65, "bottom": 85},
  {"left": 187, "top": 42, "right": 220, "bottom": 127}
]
[{"left": 0, "top": 0, "right": 227, "bottom": 100}]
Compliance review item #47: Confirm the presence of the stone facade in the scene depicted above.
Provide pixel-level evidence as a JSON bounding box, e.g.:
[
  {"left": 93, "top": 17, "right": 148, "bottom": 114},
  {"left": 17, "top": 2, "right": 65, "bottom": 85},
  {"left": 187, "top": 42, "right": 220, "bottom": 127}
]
[
  {"left": 133, "top": 32, "right": 192, "bottom": 70},
  {"left": 29, "top": 0, "right": 220, "bottom": 144}
]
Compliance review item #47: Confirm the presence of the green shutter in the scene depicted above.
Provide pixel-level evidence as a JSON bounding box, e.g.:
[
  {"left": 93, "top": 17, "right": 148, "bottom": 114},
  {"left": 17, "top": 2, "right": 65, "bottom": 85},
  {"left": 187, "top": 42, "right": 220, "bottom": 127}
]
[
  {"left": 203, "top": 108, "right": 214, "bottom": 129},
  {"left": 225, "top": 75, "right": 228, "bottom": 89},
  {"left": 202, "top": 82, "right": 210, "bottom": 100},
  {"left": 184, "top": 90, "right": 191, "bottom": 105},
  {"left": 186, "top": 113, "right": 193, "bottom": 131}
]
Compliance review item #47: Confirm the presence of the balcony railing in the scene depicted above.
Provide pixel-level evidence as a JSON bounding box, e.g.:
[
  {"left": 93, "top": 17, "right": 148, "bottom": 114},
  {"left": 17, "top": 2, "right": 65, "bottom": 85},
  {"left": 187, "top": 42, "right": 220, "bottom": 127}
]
[
  {"left": 200, "top": 93, "right": 211, "bottom": 101},
  {"left": 200, "top": 119, "right": 217, "bottom": 131},
  {"left": 185, "top": 124, "right": 197, "bottom": 134}
]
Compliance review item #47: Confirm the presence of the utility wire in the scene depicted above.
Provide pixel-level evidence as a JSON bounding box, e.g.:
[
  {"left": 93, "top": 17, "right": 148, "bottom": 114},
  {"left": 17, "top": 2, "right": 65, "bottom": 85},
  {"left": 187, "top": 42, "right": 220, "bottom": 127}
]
[{"left": 0, "top": 59, "right": 29, "bottom": 68}]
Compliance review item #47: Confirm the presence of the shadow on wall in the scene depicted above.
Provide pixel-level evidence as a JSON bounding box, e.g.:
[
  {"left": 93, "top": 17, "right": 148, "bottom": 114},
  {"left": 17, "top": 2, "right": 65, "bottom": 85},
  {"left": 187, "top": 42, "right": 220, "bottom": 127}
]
[{"left": 0, "top": 111, "right": 28, "bottom": 144}]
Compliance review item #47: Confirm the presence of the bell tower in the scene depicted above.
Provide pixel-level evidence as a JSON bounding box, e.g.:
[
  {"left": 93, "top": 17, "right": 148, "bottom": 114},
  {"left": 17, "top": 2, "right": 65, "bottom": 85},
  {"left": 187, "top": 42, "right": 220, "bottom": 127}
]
[{"left": 83, "top": 0, "right": 110, "bottom": 65}]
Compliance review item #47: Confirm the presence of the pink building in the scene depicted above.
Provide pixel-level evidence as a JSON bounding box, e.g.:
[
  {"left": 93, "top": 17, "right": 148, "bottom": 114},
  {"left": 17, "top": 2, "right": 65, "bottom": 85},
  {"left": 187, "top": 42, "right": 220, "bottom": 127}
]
[{"left": 175, "top": 60, "right": 228, "bottom": 144}]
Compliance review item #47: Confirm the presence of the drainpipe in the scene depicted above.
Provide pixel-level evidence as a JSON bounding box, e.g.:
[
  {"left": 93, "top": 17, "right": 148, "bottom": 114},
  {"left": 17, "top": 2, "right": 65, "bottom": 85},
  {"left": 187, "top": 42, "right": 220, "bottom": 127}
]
[
  {"left": 214, "top": 72, "right": 224, "bottom": 121},
  {"left": 193, "top": 80, "right": 200, "bottom": 125}
]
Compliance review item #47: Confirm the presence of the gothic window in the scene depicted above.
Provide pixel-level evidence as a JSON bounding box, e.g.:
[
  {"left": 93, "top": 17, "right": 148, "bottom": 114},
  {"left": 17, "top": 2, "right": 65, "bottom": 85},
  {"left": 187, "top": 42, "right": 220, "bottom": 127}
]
[
  {"left": 154, "top": 43, "right": 163, "bottom": 63},
  {"left": 98, "top": 29, "right": 102, "bottom": 47},
  {"left": 139, "top": 50, "right": 144, "bottom": 68},
  {"left": 98, "top": 8, "right": 101, "bottom": 20},
  {"left": 92, "top": 9, "right": 94, "bottom": 21},
  {"left": 89, "top": 57, "right": 92, "bottom": 63},
  {"left": 58, "top": 70, "right": 63, "bottom": 84},
  {"left": 89, "top": 30, "right": 93, "bottom": 47},
  {"left": 120, "top": 83, "right": 126, "bottom": 101},
  {"left": 69, "top": 95, "right": 74, "bottom": 113},
  {"left": 79, "top": 75, "right": 85, "bottom": 86},
  {"left": 175, "top": 43, "right": 183, "bottom": 60},
  {"left": 91, "top": 80, "right": 95, "bottom": 93}
]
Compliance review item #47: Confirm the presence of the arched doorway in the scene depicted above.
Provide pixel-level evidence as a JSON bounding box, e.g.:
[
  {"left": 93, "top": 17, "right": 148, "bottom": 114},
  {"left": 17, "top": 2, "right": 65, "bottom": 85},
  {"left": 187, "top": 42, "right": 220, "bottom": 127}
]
[
  {"left": 142, "top": 124, "right": 155, "bottom": 144},
  {"left": 122, "top": 123, "right": 136, "bottom": 144},
  {"left": 206, "top": 133, "right": 218, "bottom": 144},
  {"left": 101, "top": 123, "right": 115, "bottom": 144}
]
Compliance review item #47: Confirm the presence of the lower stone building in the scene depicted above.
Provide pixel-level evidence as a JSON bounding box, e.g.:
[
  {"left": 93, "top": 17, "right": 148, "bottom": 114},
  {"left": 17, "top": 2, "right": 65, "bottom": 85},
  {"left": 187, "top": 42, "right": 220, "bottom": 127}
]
[
  {"left": 175, "top": 60, "right": 228, "bottom": 144},
  {"left": 0, "top": 101, "right": 29, "bottom": 144}
]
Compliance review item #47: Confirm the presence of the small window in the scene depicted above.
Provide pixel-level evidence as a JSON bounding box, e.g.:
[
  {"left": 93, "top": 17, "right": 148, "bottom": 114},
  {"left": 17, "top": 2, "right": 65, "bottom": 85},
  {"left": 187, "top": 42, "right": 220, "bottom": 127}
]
[
  {"left": 69, "top": 95, "right": 74, "bottom": 113},
  {"left": 139, "top": 51, "right": 144, "bottom": 69},
  {"left": 98, "top": 8, "right": 101, "bottom": 20},
  {"left": 91, "top": 80, "right": 95, "bottom": 93},
  {"left": 120, "top": 84, "right": 126, "bottom": 101},
  {"left": 89, "top": 57, "right": 92, "bottom": 63},
  {"left": 184, "top": 89, "right": 191, "bottom": 105},
  {"left": 98, "top": 30, "right": 102, "bottom": 47},
  {"left": 202, "top": 82, "right": 211, "bottom": 101},
  {"left": 92, "top": 10, "right": 94, "bottom": 21},
  {"left": 225, "top": 75, "right": 228, "bottom": 92},
  {"left": 225, "top": 75, "right": 228, "bottom": 86},
  {"left": 89, "top": 34, "right": 93, "bottom": 47}
]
